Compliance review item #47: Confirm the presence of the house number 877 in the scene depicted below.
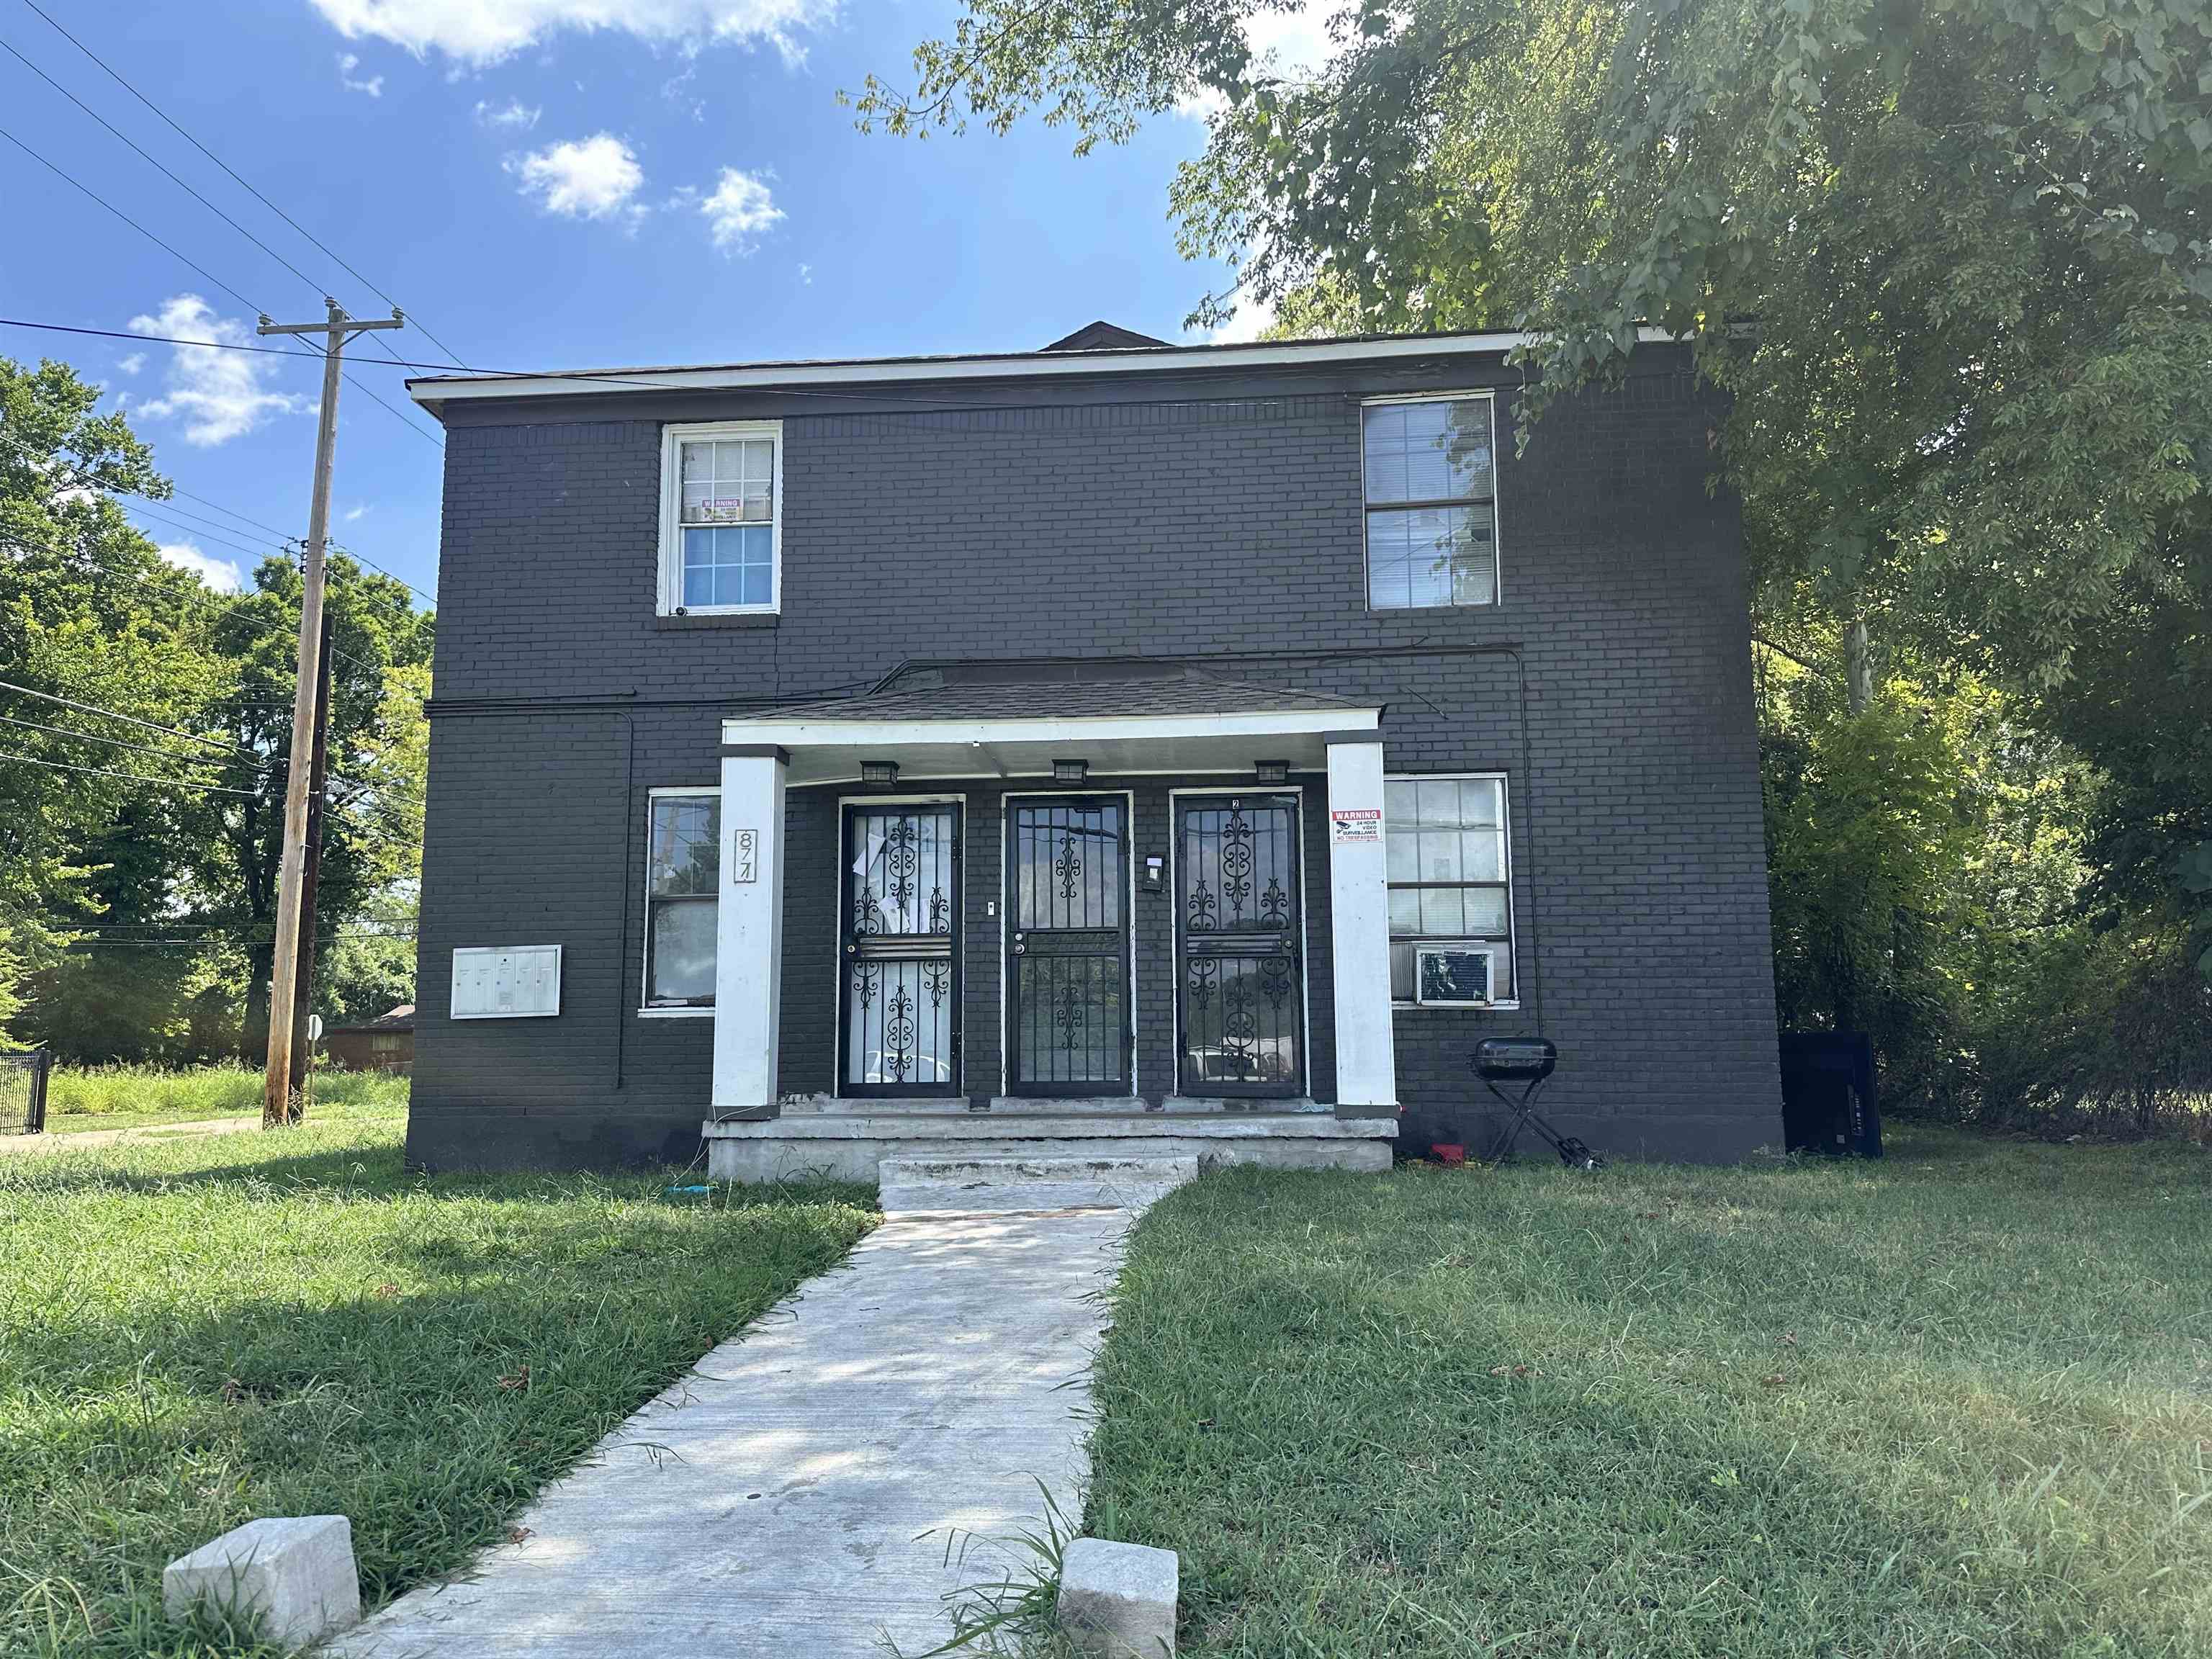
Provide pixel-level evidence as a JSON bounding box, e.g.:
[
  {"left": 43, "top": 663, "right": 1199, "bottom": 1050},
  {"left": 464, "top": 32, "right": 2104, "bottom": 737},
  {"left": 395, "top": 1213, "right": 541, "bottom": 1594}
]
[{"left": 733, "top": 829, "right": 758, "bottom": 885}]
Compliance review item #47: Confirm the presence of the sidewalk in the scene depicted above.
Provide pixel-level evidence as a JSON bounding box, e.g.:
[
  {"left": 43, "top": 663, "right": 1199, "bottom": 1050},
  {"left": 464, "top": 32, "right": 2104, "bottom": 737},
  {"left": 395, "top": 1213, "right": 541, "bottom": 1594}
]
[
  {"left": 0, "top": 1115, "right": 261, "bottom": 1156},
  {"left": 335, "top": 1205, "right": 1133, "bottom": 1657}
]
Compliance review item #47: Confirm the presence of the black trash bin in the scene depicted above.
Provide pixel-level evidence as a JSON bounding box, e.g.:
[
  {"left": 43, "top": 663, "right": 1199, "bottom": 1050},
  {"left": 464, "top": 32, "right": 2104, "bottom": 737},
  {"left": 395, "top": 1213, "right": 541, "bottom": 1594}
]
[{"left": 1778, "top": 1032, "right": 1880, "bottom": 1158}]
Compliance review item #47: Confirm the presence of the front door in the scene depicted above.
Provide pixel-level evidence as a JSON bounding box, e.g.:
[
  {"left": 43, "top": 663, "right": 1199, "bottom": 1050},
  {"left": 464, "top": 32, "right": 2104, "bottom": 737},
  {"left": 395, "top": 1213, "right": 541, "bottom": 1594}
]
[
  {"left": 839, "top": 803, "right": 961, "bottom": 1097},
  {"left": 1175, "top": 795, "right": 1305, "bottom": 1097},
  {"left": 1007, "top": 797, "right": 1133, "bottom": 1095}
]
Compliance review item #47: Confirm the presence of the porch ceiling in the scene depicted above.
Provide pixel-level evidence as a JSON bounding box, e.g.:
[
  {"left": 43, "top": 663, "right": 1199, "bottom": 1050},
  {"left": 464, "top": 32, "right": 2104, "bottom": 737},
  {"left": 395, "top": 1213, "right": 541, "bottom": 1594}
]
[
  {"left": 723, "top": 709, "right": 1378, "bottom": 786},
  {"left": 724, "top": 669, "right": 1382, "bottom": 786}
]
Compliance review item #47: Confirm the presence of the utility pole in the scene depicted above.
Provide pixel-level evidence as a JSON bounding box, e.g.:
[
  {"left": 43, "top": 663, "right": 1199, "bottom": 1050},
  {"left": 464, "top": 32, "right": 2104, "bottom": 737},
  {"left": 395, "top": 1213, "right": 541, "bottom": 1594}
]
[
  {"left": 286, "top": 606, "right": 334, "bottom": 1112},
  {"left": 258, "top": 298, "right": 403, "bottom": 1128}
]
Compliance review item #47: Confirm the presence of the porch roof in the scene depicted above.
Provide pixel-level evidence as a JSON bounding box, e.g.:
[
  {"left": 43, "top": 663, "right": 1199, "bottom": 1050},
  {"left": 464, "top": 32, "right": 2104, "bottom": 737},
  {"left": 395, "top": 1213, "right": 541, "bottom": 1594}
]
[{"left": 724, "top": 667, "right": 1381, "bottom": 786}]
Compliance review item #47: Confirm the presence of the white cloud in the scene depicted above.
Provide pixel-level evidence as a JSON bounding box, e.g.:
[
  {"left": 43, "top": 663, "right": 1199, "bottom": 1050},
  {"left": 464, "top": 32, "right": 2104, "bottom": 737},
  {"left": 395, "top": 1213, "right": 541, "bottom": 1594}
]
[
  {"left": 128, "top": 295, "right": 307, "bottom": 447},
  {"left": 696, "top": 166, "right": 781, "bottom": 253},
  {"left": 116, "top": 352, "right": 145, "bottom": 376},
  {"left": 158, "top": 541, "right": 246, "bottom": 593},
  {"left": 1244, "top": 3, "right": 1339, "bottom": 79},
  {"left": 338, "top": 51, "right": 385, "bottom": 95},
  {"left": 1210, "top": 292, "right": 1278, "bottom": 344},
  {"left": 506, "top": 132, "right": 645, "bottom": 220},
  {"left": 309, "top": 0, "right": 834, "bottom": 68},
  {"left": 796, "top": 261, "right": 811, "bottom": 286},
  {"left": 661, "top": 58, "right": 706, "bottom": 122},
  {"left": 343, "top": 503, "right": 371, "bottom": 521},
  {"left": 473, "top": 96, "right": 541, "bottom": 129},
  {"left": 1179, "top": 2, "right": 1344, "bottom": 117}
]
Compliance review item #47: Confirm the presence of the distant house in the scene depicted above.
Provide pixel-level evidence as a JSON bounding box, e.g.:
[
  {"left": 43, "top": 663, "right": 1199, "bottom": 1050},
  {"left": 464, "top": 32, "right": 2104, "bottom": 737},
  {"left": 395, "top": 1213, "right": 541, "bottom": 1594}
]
[
  {"left": 325, "top": 1005, "right": 414, "bottom": 1074},
  {"left": 397, "top": 322, "right": 1784, "bottom": 1174}
]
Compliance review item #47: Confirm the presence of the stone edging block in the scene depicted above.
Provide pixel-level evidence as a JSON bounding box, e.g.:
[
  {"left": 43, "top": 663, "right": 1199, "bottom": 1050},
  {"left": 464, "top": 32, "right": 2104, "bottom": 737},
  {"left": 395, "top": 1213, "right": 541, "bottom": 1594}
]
[
  {"left": 1058, "top": 1535, "right": 1178, "bottom": 1658},
  {"left": 162, "top": 1515, "right": 361, "bottom": 1647}
]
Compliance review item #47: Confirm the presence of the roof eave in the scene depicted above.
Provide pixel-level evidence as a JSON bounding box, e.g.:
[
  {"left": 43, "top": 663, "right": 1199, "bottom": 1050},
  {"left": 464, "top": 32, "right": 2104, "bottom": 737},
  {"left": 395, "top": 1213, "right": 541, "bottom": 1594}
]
[{"left": 405, "top": 328, "right": 1689, "bottom": 414}]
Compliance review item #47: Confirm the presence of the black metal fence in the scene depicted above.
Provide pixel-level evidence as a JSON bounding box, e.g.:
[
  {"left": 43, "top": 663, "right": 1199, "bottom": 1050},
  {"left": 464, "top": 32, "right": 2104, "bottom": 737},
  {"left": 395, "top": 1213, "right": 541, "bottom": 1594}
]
[{"left": 4, "top": 1048, "right": 52, "bottom": 1135}]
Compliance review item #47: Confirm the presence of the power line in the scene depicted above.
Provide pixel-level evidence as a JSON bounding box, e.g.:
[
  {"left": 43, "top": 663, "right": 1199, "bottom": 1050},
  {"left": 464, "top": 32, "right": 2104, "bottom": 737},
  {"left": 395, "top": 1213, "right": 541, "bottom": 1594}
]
[
  {"left": 0, "top": 709, "right": 253, "bottom": 774},
  {"left": 0, "top": 740, "right": 423, "bottom": 850},
  {"left": 127, "top": 503, "right": 284, "bottom": 564},
  {"left": 343, "top": 374, "right": 443, "bottom": 448},
  {"left": 0, "top": 677, "right": 266, "bottom": 762},
  {"left": 0, "top": 22, "right": 454, "bottom": 423},
  {"left": 0, "top": 138, "right": 443, "bottom": 448},
  {"left": 0, "top": 743, "right": 258, "bottom": 794},
  {"left": 0, "top": 122, "right": 265, "bottom": 316},
  {"left": 0, "top": 316, "right": 1033, "bottom": 408},
  {"left": 50, "top": 918, "right": 418, "bottom": 936},
  {"left": 14, "top": 0, "right": 475, "bottom": 373},
  {"left": 329, "top": 543, "right": 436, "bottom": 607},
  {"left": 0, "top": 428, "right": 436, "bottom": 606},
  {"left": 171, "top": 486, "right": 293, "bottom": 541},
  {"left": 0, "top": 32, "right": 329, "bottom": 299},
  {"left": 125, "top": 497, "right": 292, "bottom": 556}
]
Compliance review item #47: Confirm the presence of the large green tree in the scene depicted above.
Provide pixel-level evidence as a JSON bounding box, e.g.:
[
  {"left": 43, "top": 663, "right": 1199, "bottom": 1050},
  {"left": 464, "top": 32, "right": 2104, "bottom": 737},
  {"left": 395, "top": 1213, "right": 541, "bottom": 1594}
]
[
  {"left": 3, "top": 353, "right": 431, "bottom": 1061},
  {"left": 860, "top": 0, "right": 2211, "bottom": 673},
  {"left": 857, "top": 0, "right": 2212, "bottom": 1114},
  {"left": 0, "top": 356, "right": 216, "bottom": 1032}
]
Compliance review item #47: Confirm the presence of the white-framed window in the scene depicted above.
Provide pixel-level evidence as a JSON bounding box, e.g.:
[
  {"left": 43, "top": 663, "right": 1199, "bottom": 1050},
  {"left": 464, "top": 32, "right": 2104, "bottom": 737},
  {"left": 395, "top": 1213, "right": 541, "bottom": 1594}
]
[
  {"left": 1385, "top": 773, "right": 1514, "bottom": 1005},
  {"left": 643, "top": 790, "right": 719, "bottom": 1011},
  {"left": 1362, "top": 393, "right": 1499, "bottom": 609},
  {"left": 658, "top": 421, "right": 781, "bottom": 615}
]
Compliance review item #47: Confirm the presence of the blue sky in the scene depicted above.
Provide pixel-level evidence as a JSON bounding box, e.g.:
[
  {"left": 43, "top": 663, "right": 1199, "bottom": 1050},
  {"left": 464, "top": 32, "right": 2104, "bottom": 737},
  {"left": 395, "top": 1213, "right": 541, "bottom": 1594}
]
[{"left": 0, "top": 1, "right": 1318, "bottom": 606}]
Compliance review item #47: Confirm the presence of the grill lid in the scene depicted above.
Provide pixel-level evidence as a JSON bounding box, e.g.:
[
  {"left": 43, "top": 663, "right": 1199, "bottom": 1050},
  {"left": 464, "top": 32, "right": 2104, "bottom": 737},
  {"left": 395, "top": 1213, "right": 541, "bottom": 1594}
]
[{"left": 1473, "top": 1038, "right": 1557, "bottom": 1082}]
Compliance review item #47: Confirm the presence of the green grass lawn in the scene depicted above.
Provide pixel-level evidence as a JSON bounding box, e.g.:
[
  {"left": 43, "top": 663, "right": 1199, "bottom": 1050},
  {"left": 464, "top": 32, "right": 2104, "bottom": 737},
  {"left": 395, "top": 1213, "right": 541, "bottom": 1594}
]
[
  {"left": 35, "top": 1064, "right": 413, "bottom": 1136},
  {"left": 1083, "top": 1128, "right": 2212, "bottom": 1658},
  {"left": 0, "top": 1116, "right": 875, "bottom": 1658}
]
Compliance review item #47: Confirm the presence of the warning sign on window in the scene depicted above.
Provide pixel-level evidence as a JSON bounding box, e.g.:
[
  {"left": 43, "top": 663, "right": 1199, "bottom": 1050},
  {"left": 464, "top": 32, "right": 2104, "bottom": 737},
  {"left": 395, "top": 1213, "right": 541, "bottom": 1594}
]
[{"left": 1331, "top": 808, "right": 1382, "bottom": 844}]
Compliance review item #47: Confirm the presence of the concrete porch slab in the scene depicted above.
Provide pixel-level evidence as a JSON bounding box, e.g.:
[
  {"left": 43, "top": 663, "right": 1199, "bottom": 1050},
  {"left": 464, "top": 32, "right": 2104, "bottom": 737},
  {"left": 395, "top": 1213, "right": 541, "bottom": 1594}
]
[{"left": 703, "top": 1111, "right": 1396, "bottom": 1184}]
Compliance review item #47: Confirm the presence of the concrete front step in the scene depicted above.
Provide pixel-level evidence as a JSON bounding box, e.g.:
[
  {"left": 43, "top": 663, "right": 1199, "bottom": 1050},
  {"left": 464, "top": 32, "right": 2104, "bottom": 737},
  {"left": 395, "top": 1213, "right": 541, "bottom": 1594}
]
[
  {"left": 878, "top": 1154, "right": 1198, "bottom": 1216},
  {"left": 703, "top": 1111, "right": 1396, "bottom": 1185},
  {"left": 778, "top": 1094, "right": 1332, "bottom": 1118}
]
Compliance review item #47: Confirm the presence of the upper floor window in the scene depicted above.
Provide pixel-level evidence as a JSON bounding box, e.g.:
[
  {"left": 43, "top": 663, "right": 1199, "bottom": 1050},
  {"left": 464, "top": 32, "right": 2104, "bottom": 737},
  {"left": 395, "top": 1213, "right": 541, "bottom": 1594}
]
[
  {"left": 1362, "top": 395, "right": 1498, "bottom": 609},
  {"left": 659, "top": 421, "right": 781, "bottom": 615},
  {"left": 644, "top": 791, "right": 719, "bottom": 1010}
]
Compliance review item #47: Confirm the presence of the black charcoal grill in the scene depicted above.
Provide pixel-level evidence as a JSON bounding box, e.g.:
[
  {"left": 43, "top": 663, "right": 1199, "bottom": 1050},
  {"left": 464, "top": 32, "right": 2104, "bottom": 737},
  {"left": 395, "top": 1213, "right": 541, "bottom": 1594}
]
[{"left": 1473, "top": 1038, "right": 1602, "bottom": 1170}]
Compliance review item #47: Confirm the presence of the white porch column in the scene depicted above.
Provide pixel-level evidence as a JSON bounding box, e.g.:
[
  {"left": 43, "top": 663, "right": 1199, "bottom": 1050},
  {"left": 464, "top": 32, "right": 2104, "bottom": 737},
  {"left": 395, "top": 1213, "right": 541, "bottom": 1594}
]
[
  {"left": 1326, "top": 737, "right": 1398, "bottom": 1108},
  {"left": 712, "top": 747, "right": 787, "bottom": 1112}
]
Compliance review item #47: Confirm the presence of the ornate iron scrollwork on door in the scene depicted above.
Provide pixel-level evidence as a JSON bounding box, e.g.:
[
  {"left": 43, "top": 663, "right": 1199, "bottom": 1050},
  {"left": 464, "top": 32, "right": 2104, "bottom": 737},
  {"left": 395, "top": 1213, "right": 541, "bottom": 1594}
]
[
  {"left": 1176, "top": 796, "right": 1304, "bottom": 1097},
  {"left": 1008, "top": 799, "right": 1130, "bottom": 1094},
  {"left": 840, "top": 805, "right": 961, "bottom": 1096}
]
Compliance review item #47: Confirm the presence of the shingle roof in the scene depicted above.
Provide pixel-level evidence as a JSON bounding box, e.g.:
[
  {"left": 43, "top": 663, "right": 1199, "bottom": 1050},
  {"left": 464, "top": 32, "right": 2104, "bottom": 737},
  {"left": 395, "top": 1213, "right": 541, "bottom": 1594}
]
[
  {"left": 755, "top": 666, "right": 1375, "bottom": 724},
  {"left": 331, "top": 1004, "right": 414, "bottom": 1033},
  {"left": 1040, "top": 320, "right": 1173, "bottom": 352}
]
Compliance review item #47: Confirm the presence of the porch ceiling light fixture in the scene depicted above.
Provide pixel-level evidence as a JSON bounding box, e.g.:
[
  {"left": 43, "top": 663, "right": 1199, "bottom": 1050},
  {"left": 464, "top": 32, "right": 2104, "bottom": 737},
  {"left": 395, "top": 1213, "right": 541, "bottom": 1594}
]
[
  {"left": 860, "top": 760, "right": 900, "bottom": 788},
  {"left": 1052, "top": 757, "right": 1089, "bottom": 784},
  {"left": 1254, "top": 759, "right": 1290, "bottom": 785}
]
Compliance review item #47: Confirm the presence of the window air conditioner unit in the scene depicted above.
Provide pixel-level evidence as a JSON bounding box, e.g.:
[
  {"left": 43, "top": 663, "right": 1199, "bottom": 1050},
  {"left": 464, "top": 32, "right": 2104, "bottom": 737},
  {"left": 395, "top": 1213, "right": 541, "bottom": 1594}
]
[{"left": 1415, "top": 945, "right": 1493, "bottom": 1007}]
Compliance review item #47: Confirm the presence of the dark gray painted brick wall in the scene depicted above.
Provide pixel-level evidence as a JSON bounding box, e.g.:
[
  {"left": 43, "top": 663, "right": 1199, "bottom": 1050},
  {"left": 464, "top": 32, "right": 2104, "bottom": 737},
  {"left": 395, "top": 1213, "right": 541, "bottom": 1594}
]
[{"left": 407, "top": 343, "right": 1781, "bottom": 1169}]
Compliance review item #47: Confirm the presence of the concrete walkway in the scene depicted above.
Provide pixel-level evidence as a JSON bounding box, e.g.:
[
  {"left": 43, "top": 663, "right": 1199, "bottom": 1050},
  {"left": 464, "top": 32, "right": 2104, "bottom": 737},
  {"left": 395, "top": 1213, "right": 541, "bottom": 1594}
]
[
  {"left": 334, "top": 1205, "right": 1135, "bottom": 1658},
  {"left": 0, "top": 1115, "right": 261, "bottom": 1156}
]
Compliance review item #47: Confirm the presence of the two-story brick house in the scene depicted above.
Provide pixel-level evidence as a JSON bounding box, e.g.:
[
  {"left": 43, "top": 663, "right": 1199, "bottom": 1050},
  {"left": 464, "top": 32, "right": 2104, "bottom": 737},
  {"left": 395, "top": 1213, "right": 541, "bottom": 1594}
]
[{"left": 402, "top": 323, "right": 1783, "bottom": 1174}]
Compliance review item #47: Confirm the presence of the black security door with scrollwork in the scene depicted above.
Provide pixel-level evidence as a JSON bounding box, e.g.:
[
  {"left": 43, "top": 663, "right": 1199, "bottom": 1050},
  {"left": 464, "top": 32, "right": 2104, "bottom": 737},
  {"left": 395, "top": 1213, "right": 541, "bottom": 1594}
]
[
  {"left": 1177, "top": 796, "right": 1305, "bottom": 1097},
  {"left": 1007, "top": 799, "right": 1132, "bottom": 1095},
  {"left": 840, "top": 804, "right": 961, "bottom": 1097}
]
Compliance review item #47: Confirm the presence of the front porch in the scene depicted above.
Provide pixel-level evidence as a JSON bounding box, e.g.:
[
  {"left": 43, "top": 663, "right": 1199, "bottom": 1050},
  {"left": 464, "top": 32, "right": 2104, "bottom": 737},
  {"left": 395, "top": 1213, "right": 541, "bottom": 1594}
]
[
  {"left": 703, "top": 1097, "right": 1398, "bottom": 1184},
  {"left": 699, "top": 664, "right": 1404, "bottom": 1182}
]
